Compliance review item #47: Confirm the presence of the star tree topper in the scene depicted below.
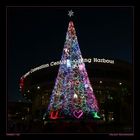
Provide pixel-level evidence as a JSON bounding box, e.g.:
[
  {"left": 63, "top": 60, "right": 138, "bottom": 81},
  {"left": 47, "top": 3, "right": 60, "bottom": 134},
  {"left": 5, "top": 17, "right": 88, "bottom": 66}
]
[{"left": 68, "top": 10, "right": 74, "bottom": 17}]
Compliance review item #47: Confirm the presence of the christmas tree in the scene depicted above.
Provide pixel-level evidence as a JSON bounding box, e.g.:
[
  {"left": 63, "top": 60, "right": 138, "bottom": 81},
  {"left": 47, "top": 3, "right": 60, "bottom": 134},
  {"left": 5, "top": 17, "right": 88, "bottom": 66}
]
[{"left": 47, "top": 11, "right": 100, "bottom": 120}]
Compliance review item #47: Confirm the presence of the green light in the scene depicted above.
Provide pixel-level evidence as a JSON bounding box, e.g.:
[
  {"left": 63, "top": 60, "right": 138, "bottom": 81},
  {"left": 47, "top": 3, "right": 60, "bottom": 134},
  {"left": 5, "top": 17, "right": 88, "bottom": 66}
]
[{"left": 93, "top": 112, "right": 100, "bottom": 119}]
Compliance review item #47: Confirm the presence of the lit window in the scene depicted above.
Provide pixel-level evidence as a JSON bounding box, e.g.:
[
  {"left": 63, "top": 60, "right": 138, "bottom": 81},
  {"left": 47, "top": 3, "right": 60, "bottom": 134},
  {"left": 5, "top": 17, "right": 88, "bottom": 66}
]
[
  {"left": 108, "top": 112, "right": 114, "bottom": 121},
  {"left": 119, "top": 82, "right": 122, "bottom": 85},
  {"left": 27, "top": 108, "right": 30, "bottom": 112},
  {"left": 22, "top": 117, "right": 24, "bottom": 120}
]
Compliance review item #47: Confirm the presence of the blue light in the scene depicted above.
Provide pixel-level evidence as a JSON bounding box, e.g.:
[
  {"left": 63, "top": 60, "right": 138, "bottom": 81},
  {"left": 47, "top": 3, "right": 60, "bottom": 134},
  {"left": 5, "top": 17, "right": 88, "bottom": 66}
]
[{"left": 67, "top": 59, "right": 71, "bottom": 67}]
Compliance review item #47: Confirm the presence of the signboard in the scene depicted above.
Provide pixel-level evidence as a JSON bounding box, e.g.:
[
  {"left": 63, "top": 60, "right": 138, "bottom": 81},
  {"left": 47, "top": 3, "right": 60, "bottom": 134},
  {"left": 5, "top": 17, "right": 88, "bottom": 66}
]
[{"left": 22, "top": 57, "right": 114, "bottom": 78}]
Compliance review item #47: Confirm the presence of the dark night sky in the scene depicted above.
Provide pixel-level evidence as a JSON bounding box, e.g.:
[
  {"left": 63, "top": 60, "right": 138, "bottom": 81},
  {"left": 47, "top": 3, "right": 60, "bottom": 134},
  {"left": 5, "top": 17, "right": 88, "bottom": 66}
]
[{"left": 7, "top": 7, "right": 133, "bottom": 102}]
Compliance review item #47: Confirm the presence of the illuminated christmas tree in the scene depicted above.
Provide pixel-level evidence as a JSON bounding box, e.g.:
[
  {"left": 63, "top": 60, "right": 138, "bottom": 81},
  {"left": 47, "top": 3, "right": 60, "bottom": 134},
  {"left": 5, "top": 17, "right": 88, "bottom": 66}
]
[{"left": 47, "top": 11, "right": 100, "bottom": 119}]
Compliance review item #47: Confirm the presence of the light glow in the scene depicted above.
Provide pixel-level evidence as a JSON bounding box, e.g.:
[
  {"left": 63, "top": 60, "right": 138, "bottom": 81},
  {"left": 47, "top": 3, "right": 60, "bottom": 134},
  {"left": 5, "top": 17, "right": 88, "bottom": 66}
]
[
  {"left": 73, "top": 110, "right": 83, "bottom": 119},
  {"left": 67, "top": 59, "right": 71, "bottom": 67},
  {"left": 74, "top": 93, "right": 78, "bottom": 99},
  {"left": 93, "top": 112, "right": 100, "bottom": 119},
  {"left": 46, "top": 21, "right": 99, "bottom": 119}
]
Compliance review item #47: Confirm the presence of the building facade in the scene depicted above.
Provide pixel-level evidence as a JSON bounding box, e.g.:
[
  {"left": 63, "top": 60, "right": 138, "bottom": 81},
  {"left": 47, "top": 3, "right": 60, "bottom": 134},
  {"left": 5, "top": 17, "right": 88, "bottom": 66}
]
[{"left": 19, "top": 58, "right": 133, "bottom": 127}]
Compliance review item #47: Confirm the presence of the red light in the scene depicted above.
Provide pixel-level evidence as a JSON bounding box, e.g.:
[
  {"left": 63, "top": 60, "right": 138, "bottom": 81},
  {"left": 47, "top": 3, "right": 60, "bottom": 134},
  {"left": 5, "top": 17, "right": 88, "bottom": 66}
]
[
  {"left": 49, "top": 111, "right": 64, "bottom": 119},
  {"left": 50, "top": 111, "right": 59, "bottom": 119},
  {"left": 20, "top": 77, "right": 24, "bottom": 92}
]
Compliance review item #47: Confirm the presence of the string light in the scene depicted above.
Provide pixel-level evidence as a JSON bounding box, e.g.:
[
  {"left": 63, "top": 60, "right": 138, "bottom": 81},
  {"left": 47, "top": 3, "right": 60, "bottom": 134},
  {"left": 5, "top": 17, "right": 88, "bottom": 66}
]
[
  {"left": 74, "top": 93, "right": 78, "bottom": 99},
  {"left": 47, "top": 20, "right": 99, "bottom": 119}
]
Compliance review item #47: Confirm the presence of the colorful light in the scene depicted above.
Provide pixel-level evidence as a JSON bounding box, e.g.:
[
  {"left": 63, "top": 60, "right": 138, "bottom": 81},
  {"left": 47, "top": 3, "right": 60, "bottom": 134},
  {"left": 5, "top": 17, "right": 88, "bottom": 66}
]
[
  {"left": 50, "top": 111, "right": 59, "bottom": 119},
  {"left": 73, "top": 110, "right": 83, "bottom": 119},
  {"left": 67, "top": 59, "right": 71, "bottom": 68},
  {"left": 74, "top": 93, "right": 78, "bottom": 99},
  {"left": 47, "top": 20, "right": 99, "bottom": 119},
  {"left": 20, "top": 77, "right": 24, "bottom": 92},
  {"left": 92, "top": 112, "right": 100, "bottom": 119}
]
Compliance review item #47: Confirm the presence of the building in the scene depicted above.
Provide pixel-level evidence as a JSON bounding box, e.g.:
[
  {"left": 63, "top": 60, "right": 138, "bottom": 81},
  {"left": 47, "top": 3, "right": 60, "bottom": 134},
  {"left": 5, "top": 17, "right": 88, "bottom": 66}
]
[
  {"left": 7, "top": 101, "right": 32, "bottom": 132},
  {"left": 19, "top": 58, "right": 133, "bottom": 128}
]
